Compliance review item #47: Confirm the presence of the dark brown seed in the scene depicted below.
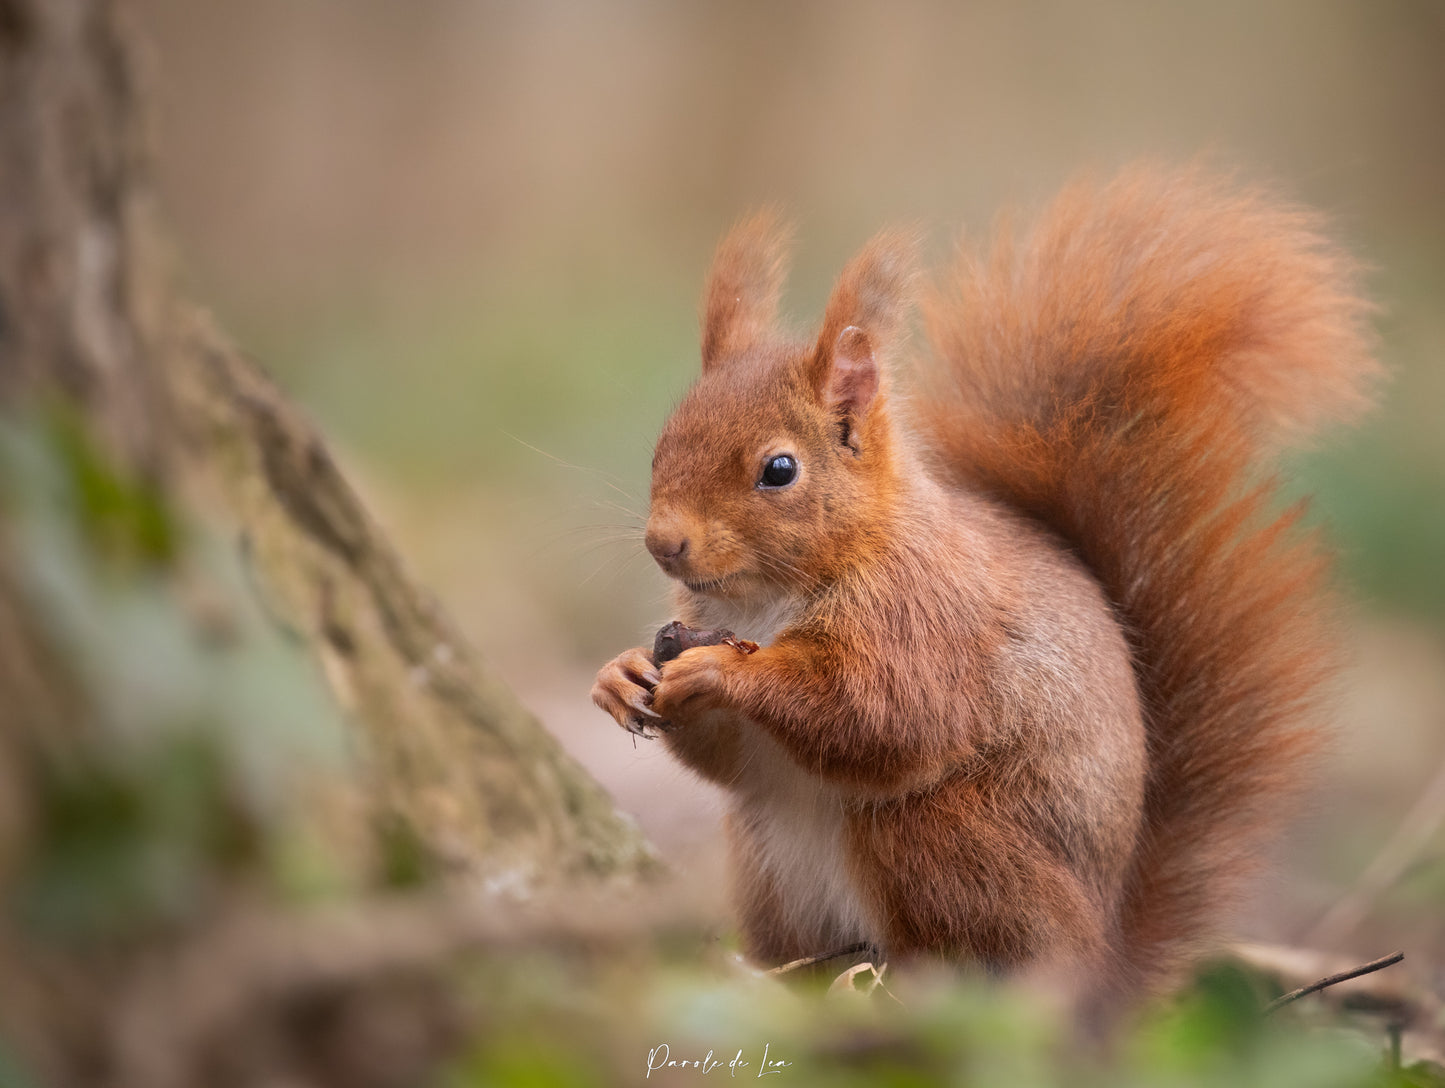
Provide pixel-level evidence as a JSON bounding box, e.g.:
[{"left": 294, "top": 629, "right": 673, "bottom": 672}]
[{"left": 653, "top": 620, "right": 759, "bottom": 664}]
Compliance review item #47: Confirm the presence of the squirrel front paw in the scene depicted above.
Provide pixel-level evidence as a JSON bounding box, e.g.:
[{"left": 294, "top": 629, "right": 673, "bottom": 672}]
[
  {"left": 651, "top": 643, "right": 736, "bottom": 723},
  {"left": 591, "top": 647, "right": 663, "bottom": 737}
]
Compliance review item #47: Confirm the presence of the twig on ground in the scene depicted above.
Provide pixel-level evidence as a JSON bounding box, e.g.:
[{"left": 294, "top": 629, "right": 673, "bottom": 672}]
[
  {"left": 1263, "top": 950, "right": 1405, "bottom": 1014},
  {"left": 766, "top": 942, "right": 873, "bottom": 976}
]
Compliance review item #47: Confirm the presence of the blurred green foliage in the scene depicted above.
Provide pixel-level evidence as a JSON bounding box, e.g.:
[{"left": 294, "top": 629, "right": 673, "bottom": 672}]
[
  {"left": 15, "top": 731, "right": 258, "bottom": 940},
  {"left": 436, "top": 950, "right": 1440, "bottom": 1088},
  {"left": 44, "top": 406, "right": 179, "bottom": 570},
  {"left": 0, "top": 411, "right": 357, "bottom": 940},
  {"left": 1298, "top": 420, "right": 1445, "bottom": 624}
]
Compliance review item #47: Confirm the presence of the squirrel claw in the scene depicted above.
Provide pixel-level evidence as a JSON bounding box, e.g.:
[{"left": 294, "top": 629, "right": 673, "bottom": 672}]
[{"left": 592, "top": 645, "right": 666, "bottom": 738}]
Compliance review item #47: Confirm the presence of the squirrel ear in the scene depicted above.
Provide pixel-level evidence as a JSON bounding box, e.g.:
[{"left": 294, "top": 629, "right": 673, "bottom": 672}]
[
  {"left": 820, "top": 326, "right": 879, "bottom": 454},
  {"left": 809, "top": 232, "right": 916, "bottom": 451},
  {"left": 701, "top": 210, "right": 793, "bottom": 372}
]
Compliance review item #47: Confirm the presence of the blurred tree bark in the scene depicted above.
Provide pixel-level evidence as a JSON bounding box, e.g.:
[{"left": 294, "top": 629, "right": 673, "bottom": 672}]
[{"left": 0, "top": 0, "right": 654, "bottom": 889}]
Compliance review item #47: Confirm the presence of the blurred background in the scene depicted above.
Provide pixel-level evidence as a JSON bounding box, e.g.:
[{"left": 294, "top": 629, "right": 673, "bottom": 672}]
[{"left": 132, "top": 0, "right": 1445, "bottom": 959}]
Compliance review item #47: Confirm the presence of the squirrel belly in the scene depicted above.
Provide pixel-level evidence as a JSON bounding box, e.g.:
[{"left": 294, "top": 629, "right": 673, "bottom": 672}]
[{"left": 590, "top": 165, "right": 1378, "bottom": 1007}]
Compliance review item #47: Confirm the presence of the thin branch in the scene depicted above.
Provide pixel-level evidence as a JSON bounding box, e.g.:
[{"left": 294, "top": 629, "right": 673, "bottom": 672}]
[
  {"left": 765, "top": 942, "right": 873, "bottom": 976},
  {"left": 1263, "top": 950, "right": 1405, "bottom": 1014}
]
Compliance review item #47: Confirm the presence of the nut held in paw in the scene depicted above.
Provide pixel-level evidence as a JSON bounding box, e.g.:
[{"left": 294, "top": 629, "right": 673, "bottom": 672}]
[{"left": 652, "top": 621, "right": 759, "bottom": 665}]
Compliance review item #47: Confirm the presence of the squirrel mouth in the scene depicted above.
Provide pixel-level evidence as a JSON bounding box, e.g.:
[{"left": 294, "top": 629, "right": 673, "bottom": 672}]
[{"left": 682, "top": 573, "right": 733, "bottom": 595}]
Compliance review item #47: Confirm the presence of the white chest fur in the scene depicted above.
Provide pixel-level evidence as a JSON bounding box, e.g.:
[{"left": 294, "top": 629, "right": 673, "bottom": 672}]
[
  {"left": 732, "top": 728, "right": 875, "bottom": 948},
  {"left": 685, "top": 590, "right": 802, "bottom": 648}
]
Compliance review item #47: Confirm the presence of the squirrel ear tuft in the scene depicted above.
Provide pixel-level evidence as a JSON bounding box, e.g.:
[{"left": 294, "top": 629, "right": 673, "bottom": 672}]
[
  {"left": 701, "top": 210, "right": 793, "bottom": 371},
  {"left": 809, "top": 232, "right": 916, "bottom": 447},
  {"left": 814, "top": 230, "right": 917, "bottom": 358}
]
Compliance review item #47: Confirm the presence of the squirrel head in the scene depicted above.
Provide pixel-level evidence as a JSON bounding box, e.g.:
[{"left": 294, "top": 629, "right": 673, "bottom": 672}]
[{"left": 645, "top": 213, "right": 917, "bottom": 601}]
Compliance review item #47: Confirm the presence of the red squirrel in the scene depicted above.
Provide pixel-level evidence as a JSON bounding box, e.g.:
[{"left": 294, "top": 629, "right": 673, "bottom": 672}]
[{"left": 591, "top": 166, "right": 1377, "bottom": 1006}]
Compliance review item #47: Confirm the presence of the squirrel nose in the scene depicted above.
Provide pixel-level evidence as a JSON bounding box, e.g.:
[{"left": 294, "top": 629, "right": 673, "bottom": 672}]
[{"left": 645, "top": 527, "right": 689, "bottom": 567}]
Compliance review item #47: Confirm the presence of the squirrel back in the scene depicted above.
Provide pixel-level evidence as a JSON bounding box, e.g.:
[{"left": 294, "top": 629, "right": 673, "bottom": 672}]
[{"left": 915, "top": 165, "right": 1379, "bottom": 993}]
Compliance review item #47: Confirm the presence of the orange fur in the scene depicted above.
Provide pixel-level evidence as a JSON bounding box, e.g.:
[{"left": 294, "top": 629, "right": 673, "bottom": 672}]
[{"left": 590, "top": 166, "right": 1378, "bottom": 1011}]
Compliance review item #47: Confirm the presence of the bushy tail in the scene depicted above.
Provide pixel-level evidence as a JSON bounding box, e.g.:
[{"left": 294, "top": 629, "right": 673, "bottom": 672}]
[{"left": 916, "top": 166, "right": 1379, "bottom": 993}]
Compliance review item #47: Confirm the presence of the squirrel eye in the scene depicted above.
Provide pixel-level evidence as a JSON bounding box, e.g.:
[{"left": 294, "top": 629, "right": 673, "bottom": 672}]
[{"left": 758, "top": 454, "right": 798, "bottom": 489}]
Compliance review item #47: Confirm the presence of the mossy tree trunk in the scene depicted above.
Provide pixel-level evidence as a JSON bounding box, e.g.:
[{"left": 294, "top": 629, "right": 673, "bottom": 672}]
[{"left": 0, "top": 0, "right": 653, "bottom": 892}]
